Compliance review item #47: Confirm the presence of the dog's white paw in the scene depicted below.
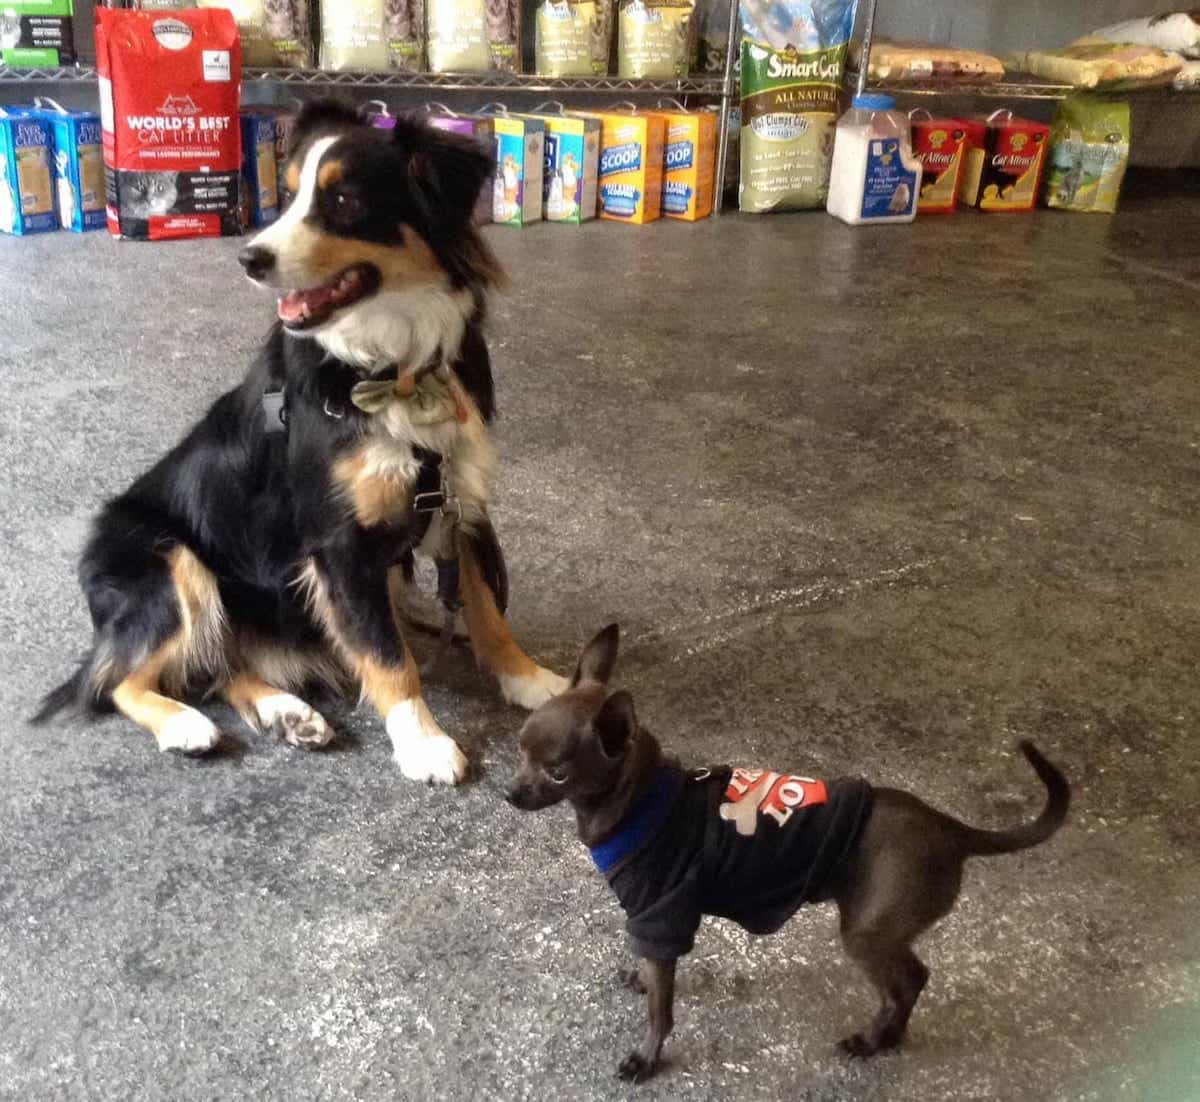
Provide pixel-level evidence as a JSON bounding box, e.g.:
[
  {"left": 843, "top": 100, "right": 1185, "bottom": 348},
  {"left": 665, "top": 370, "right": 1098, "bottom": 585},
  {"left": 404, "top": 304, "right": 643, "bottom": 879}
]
[
  {"left": 386, "top": 699, "right": 467, "bottom": 784},
  {"left": 158, "top": 710, "right": 221, "bottom": 755},
  {"left": 255, "top": 693, "right": 333, "bottom": 750},
  {"left": 498, "top": 666, "right": 570, "bottom": 711}
]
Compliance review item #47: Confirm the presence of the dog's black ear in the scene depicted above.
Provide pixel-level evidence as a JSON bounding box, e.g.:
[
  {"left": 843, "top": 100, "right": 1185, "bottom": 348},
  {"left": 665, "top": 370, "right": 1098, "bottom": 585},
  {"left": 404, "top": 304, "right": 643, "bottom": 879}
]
[
  {"left": 288, "top": 98, "right": 363, "bottom": 157},
  {"left": 571, "top": 623, "right": 620, "bottom": 689},
  {"left": 594, "top": 690, "right": 637, "bottom": 758},
  {"left": 392, "top": 116, "right": 495, "bottom": 229}
]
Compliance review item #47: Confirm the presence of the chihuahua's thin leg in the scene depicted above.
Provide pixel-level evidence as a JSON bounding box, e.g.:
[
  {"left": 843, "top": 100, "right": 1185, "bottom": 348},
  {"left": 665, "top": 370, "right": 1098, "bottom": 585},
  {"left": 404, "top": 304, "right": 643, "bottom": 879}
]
[{"left": 618, "top": 957, "right": 676, "bottom": 1082}]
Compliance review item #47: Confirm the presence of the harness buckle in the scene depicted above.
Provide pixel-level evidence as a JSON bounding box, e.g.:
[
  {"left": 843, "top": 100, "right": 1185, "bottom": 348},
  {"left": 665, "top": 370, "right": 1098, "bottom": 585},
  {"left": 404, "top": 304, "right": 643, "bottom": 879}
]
[
  {"left": 262, "top": 387, "right": 287, "bottom": 435},
  {"left": 411, "top": 490, "right": 446, "bottom": 514}
]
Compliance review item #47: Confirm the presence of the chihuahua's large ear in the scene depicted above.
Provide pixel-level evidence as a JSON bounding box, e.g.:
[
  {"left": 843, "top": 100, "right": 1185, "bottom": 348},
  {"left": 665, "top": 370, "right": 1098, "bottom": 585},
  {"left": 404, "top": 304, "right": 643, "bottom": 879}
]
[
  {"left": 594, "top": 690, "right": 637, "bottom": 758},
  {"left": 571, "top": 623, "right": 620, "bottom": 689}
]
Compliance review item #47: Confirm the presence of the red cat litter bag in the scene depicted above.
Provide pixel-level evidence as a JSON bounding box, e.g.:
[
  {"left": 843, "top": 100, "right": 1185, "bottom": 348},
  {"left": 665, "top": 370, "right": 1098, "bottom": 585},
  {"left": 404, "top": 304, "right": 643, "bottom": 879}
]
[{"left": 95, "top": 8, "right": 242, "bottom": 240}]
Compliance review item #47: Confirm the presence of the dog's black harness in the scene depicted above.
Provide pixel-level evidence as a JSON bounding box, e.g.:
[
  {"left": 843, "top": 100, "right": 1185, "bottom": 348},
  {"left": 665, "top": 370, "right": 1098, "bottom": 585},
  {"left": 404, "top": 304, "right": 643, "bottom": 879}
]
[{"left": 261, "top": 366, "right": 463, "bottom": 675}]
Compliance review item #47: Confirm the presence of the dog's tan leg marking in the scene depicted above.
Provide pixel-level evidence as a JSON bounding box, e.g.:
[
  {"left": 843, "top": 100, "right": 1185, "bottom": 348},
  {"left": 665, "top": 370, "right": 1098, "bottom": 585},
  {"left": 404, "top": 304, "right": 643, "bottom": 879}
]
[
  {"left": 296, "top": 559, "right": 466, "bottom": 783},
  {"left": 110, "top": 546, "right": 227, "bottom": 754},
  {"left": 222, "top": 672, "right": 333, "bottom": 750},
  {"left": 111, "top": 642, "right": 219, "bottom": 754},
  {"left": 458, "top": 540, "right": 568, "bottom": 710}
]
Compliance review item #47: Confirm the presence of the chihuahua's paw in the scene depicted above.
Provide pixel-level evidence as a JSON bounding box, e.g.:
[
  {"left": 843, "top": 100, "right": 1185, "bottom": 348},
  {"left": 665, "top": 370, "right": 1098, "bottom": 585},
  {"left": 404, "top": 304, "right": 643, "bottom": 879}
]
[
  {"left": 837, "top": 1030, "right": 899, "bottom": 1059},
  {"left": 617, "top": 1051, "right": 658, "bottom": 1083},
  {"left": 498, "top": 665, "right": 569, "bottom": 710},
  {"left": 256, "top": 693, "right": 333, "bottom": 750},
  {"left": 386, "top": 699, "right": 468, "bottom": 785}
]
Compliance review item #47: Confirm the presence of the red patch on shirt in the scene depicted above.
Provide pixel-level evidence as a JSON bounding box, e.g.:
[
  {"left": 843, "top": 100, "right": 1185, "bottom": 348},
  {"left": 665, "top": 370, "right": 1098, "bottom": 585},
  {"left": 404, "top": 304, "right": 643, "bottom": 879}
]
[{"left": 720, "top": 768, "right": 829, "bottom": 835}]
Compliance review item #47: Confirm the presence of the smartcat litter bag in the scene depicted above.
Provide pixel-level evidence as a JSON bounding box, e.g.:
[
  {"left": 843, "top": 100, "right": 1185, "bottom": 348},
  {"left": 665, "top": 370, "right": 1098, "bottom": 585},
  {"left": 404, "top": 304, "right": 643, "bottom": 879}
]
[
  {"left": 96, "top": 8, "right": 243, "bottom": 240},
  {"left": 739, "top": 0, "right": 857, "bottom": 213}
]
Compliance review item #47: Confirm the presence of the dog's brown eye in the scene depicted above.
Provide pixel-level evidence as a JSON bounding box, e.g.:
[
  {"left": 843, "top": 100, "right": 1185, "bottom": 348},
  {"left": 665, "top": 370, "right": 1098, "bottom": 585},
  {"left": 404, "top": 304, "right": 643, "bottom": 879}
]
[
  {"left": 547, "top": 764, "right": 569, "bottom": 784},
  {"left": 334, "top": 190, "right": 364, "bottom": 219}
]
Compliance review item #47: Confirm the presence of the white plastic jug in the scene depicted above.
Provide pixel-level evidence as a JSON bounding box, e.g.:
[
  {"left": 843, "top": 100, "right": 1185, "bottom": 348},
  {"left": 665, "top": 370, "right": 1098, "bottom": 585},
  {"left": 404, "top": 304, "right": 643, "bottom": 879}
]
[{"left": 826, "top": 93, "right": 923, "bottom": 225}]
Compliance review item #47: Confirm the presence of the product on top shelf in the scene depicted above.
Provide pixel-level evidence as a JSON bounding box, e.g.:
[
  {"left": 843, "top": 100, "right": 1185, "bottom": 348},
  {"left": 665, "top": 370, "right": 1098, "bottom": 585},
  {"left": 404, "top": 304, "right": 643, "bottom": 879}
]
[
  {"left": 1010, "top": 44, "right": 1181, "bottom": 89},
  {"left": 0, "top": 108, "right": 56, "bottom": 235},
  {"left": 1043, "top": 96, "right": 1130, "bottom": 215},
  {"left": 534, "top": 0, "right": 614, "bottom": 77},
  {"left": 0, "top": 0, "right": 75, "bottom": 67},
  {"left": 33, "top": 97, "right": 104, "bottom": 232},
  {"left": 241, "top": 110, "right": 280, "bottom": 228},
  {"left": 694, "top": 0, "right": 733, "bottom": 74},
  {"left": 738, "top": 0, "right": 859, "bottom": 213},
  {"left": 95, "top": 7, "right": 243, "bottom": 240},
  {"left": 646, "top": 104, "right": 715, "bottom": 220},
  {"left": 521, "top": 108, "right": 600, "bottom": 223},
  {"left": 908, "top": 109, "right": 967, "bottom": 214},
  {"left": 616, "top": 0, "right": 696, "bottom": 79},
  {"left": 485, "top": 0, "right": 521, "bottom": 71},
  {"left": 826, "top": 93, "right": 921, "bottom": 225},
  {"left": 195, "top": 0, "right": 312, "bottom": 68},
  {"left": 957, "top": 110, "right": 1049, "bottom": 213},
  {"left": 1076, "top": 11, "right": 1200, "bottom": 59},
  {"left": 575, "top": 107, "right": 665, "bottom": 223},
  {"left": 426, "top": 0, "right": 491, "bottom": 71},
  {"left": 478, "top": 108, "right": 544, "bottom": 225},
  {"left": 850, "top": 39, "right": 1003, "bottom": 84},
  {"left": 386, "top": 0, "right": 426, "bottom": 70},
  {"left": 320, "top": 0, "right": 390, "bottom": 70}
]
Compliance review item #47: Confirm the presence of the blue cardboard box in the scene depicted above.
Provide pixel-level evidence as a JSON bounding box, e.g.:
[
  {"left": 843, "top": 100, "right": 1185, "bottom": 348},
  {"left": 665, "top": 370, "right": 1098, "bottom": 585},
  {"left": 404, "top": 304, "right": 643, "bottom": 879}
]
[
  {"left": 0, "top": 108, "right": 57, "bottom": 235},
  {"left": 36, "top": 102, "right": 105, "bottom": 232}
]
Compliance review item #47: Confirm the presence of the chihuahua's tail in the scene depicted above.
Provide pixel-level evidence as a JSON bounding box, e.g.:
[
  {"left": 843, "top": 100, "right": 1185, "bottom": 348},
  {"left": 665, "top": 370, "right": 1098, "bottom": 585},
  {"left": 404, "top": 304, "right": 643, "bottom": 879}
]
[{"left": 957, "top": 741, "right": 1070, "bottom": 857}]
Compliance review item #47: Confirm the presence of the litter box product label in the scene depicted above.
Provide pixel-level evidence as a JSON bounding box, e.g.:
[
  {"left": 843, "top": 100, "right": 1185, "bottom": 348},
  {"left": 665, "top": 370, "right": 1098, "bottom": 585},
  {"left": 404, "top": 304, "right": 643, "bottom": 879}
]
[
  {"left": 0, "top": 0, "right": 75, "bottom": 67},
  {"left": 649, "top": 108, "right": 715, "bottom": 220},
  {"left": 860, "top": 137, "right": 917, "bottom": 219},
  {"left": 95, "top": 8, "right": 243, "bottom": 240},
  {"left": 241, "top": 111, "right": 280, "bottom": 228},
  {"left": 910, "top": 117, "right": 966, "bottom": 214},
  {"left": 41, "top": 108, "right": 106, "bottom": 232},
  {"left": 738, "top": 0, "right": 857, "bottom": 213},
  {"left": 527, "top": 112, "right": 598, "bottom": 223},
  {"left": 490, "top": 115, "right": 544, "bottom": 226},
  {"left": 587, "top": 111, "right": 663, "bottom": 224},
  {"left": 0, "top": 111, "right": 57, "bottom": 236}
]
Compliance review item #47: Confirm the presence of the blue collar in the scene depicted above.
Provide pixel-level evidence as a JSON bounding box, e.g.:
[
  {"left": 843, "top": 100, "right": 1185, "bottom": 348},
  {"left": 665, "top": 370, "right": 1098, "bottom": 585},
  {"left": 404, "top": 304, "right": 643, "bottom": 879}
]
[{"left": 589, "top": 766, "right": 681, "bottom": 876}]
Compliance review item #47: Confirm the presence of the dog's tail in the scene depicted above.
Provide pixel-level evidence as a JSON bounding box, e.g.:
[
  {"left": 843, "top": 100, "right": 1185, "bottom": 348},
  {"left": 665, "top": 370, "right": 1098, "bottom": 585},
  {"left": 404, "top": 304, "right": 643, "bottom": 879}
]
[
  {"left": 30, "top": 651, "right": 110, "bottom": 726},
  {"left": 957, "top": 741, "right": 1070, "bottom": 857}
]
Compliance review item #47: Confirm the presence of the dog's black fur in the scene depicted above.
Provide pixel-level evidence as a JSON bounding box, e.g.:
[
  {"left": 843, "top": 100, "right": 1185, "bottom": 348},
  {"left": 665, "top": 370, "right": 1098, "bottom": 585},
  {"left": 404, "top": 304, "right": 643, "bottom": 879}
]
[
  {"left": 506, "top": 625, "right": 1071, "bottom": 1081},
  {"left": 34, "top": 103, "right": 513, "bottom": 762}
]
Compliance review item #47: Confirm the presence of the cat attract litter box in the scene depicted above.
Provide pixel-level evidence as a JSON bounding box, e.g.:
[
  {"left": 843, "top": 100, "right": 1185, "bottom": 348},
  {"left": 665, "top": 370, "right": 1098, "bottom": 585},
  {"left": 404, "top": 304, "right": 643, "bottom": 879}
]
[{"left": 96, "top": 7, "right": 243, "bottom": 240}]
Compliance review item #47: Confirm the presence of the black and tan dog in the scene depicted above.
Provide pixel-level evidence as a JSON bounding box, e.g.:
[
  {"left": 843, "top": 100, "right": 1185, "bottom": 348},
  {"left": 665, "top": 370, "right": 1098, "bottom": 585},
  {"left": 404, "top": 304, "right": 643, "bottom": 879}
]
[
  {"left": 506, "top": 625, "right": 1070, "bottom": 1081},
  {"left": 35, "top": 101, "right": 567, "bottom": 781}
]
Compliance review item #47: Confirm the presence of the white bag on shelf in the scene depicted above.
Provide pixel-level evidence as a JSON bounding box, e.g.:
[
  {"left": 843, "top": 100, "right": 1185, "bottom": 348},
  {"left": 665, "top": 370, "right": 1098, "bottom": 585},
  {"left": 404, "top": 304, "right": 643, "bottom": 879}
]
[{"left": 1077, "top": 12, "right": 1200, "bottom": 59}]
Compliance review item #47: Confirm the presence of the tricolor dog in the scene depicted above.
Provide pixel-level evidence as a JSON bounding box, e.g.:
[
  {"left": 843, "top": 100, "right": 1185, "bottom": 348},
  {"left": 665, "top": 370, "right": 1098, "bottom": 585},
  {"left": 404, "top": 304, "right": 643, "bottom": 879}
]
[
  {"left": 36, "top": 101, "right": 567, "bottom": 782},
  {"left": 506, "top": 625, "right": 1070, "bottom": 1080}
]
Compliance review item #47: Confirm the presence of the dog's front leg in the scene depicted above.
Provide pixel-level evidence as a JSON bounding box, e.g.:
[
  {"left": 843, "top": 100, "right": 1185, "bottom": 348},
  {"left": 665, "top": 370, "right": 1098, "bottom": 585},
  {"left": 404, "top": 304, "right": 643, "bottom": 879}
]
[
  {"left": 303, "top": 553, "right": 466, "bottom": 784},
  {"left": 457, "top": 524, "right": 568, "bottom": 709},
  {"left": 618, "top": 957, "right": 676, "bottom": 1083}
]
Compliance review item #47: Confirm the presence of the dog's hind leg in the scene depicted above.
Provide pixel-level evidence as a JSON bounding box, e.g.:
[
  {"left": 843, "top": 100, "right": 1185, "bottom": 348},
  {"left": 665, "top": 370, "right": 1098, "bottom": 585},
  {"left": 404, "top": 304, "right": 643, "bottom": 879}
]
[
  {"left": 112, "top": 647, "right": 220, "bottom": 755},
  {"left": 457, "top": 526, "right": 568, "bottom": 710},
  {"left": 106, "top": 545, "right": 227, "bottom": 755},
  {"left": 836, "top": 935, "right": 929, "bottom": 1058},
  {"left": 222, "top": 672, "right": 333, "bottom": 750}
]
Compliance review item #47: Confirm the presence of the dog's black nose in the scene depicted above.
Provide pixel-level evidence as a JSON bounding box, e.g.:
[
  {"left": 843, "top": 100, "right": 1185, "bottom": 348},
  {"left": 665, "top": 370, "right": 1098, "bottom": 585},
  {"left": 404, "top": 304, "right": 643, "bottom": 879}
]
[
  {"left": 505, "top": 786, "right": 525, "bottom": 808},
  {"left": 237, "top": 244, "right": 275, "bottom": 280}
]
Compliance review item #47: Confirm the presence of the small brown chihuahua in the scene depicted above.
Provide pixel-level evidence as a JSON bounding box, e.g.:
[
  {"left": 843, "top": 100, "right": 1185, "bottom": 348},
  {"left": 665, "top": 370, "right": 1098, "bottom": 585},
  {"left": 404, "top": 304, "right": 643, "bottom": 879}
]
[{"left": 506, "top": 625, "right": 1070, "bottom": 1082}]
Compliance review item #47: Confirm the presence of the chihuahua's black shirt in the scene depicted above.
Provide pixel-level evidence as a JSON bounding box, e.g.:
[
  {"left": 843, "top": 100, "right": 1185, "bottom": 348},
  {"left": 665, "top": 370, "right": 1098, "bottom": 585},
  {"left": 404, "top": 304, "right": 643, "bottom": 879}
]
[{"left": 589, "top": 763, "right": 873, "bottom": 960}]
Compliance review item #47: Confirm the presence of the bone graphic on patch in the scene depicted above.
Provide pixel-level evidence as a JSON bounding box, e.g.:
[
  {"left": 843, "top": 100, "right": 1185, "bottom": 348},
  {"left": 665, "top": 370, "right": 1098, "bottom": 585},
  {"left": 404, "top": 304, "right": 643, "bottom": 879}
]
[{"left": 718, "top": 770, "right": 776, "bottom": 836}]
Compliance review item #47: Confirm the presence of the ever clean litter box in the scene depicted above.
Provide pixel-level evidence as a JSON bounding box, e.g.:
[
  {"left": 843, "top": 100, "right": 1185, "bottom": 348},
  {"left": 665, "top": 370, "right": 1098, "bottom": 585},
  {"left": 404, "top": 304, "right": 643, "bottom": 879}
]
[{"left": 826, "top": 93, "right": 922, "bottom": 225}]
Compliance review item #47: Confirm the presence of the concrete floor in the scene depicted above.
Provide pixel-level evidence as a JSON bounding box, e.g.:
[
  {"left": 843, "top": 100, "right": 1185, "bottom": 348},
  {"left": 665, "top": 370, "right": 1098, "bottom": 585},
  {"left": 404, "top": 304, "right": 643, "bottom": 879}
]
[{"left": 2, "top": 194, "right": 1199, "bottom": 1101}]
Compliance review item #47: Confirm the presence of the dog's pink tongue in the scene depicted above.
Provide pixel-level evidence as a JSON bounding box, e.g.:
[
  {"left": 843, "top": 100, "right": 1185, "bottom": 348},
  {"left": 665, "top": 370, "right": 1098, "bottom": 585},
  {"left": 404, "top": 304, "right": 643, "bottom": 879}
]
[{"left": 277, "top": 269, "right": 362, "bottom": 324}]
